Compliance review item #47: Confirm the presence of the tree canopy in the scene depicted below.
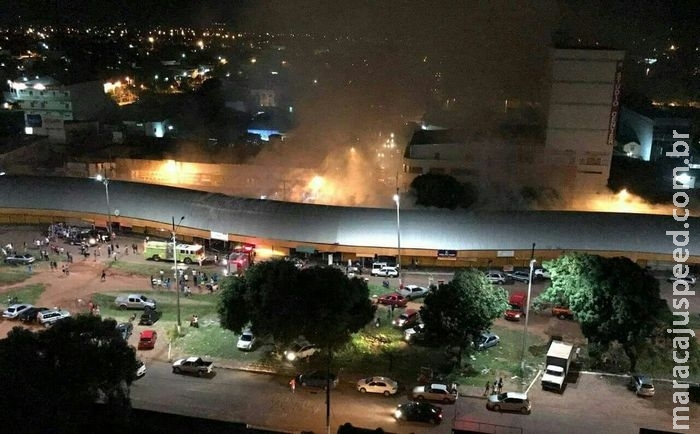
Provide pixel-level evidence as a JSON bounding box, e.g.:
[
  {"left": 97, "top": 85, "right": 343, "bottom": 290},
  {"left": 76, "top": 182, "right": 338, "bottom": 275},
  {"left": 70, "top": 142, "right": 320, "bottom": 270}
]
[
  {"left": 0, "top": 315, "right": 138, "bottom": 432},
  {"left": 420, "top": 268, "right": 508, "bottom": 354},
  {"left": 218, "top": 259, "right": 376, "bottom": 350},
  {"left": 538, "top": 253, "right": 670, "bottom": 370},
  {"left": 409, "top": 173, "right": 478, "bottom": 209}
]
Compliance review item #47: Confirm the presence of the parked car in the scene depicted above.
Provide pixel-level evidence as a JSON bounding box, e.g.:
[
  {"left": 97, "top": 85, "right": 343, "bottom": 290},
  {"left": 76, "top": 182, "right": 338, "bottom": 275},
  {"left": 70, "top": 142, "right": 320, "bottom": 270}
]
[
  {"left": 393, "top": 309, "right": 420, "bottom": 329},
  {"left": 172, "top": 356, "right": 214, "bottom": 376},
  {"left": 508, "top": 270, "right": 531, "bottom": 283},
  {"left": 551, "top": 306, "right": 574, "bottom": 320},
  {"left": 296, "top": 370, "right": 338, "bottom": 389},
  {"left": 284, "top": 341, "right": 318, "bottom": 361},
  {"left": 38, "top": 309, "right": 71, "bottom": 327},
  {"left": 393, "top": 401, "right": 443, "bottom": 424},
  {"left": 18, "top": 306, "right": 49, "bottom": 323},
  {"left": 356, "top": 376, "right": 399, "bottom": 396},
  {"left": 411, "top": 383, "right": 458, "bottom": 403},
  {"left": 485, "top": 271, "right": 507, "bottom": 284},
  {"left": 376, "top": 266, "right": 399, "bottom": 278},
  {"left": 486, "top": 392, "right": 532, "bottom": 414},
  {"left": 475, "top": 332, "right": 500, "bottom": 350},
  {"left": 376, "top": 292, "right": 408, "bottom": 307},
  {"left": 667, "top": 274, "right": 697, "bottom": 286},
  {"left": 404, "top": 323, "right": 426, "bottom": 342},
  {"left": 135, "top": 359, "right": 147, "bottom": 378},
  {"left": 137, "top": 329, "right": 157, "bottom": 350},
  {"left": 370, "top": 262, "right": 389, "bottom": 276},
  {"left": 629, "top": 374, "right": 655, "bottom": 397},
  {"left": 116, "top": 322, "right": 133, "bottom": 340},
  {"left": 399, "top": 285, "right": 430, "bottom": 300},
  {"left": 236, "top": 330, "right": 256, "bottom": 351},
  {"left": 139, "top": 308, "right": 162, "bottom": 325},
  {"left": 534, "top": 268, "right": 550, "bottom": 279},
  {"left": 3, "top": 253, "right": 35, "bottom": 265},
  {"left": 3, "top": 303, "right": 34, "bottom": 319}
]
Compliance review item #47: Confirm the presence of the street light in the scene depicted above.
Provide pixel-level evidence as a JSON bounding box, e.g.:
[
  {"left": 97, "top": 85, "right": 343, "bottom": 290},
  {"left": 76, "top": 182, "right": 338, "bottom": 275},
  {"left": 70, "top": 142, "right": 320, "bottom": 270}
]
[
  {"left": 95, "top": 173, "right": 112, "bottom": 243},
  {"left": 172, "top": 216, "right": 185, "bottom": 333},
  {"left": 521, "top": 258, "right": 537, "bottom": 375},
  {"left": 392, "top": 189, "right": 402, "bottom": 287}
]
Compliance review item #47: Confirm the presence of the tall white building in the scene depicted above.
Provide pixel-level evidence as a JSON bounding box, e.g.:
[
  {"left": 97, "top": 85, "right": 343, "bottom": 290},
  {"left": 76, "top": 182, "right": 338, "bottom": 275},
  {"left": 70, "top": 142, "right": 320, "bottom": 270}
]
[{"left": 544, "top": 48, "right": 625, "bottom": 198}]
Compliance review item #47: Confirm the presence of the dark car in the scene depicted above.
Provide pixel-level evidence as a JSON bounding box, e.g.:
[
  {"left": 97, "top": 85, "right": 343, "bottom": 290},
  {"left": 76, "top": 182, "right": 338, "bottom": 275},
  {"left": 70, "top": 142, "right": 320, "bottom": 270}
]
[
  {"left": 296, "top": 370, "right": 339, "bottom": 389},
  {"left": 116, "top": 322, "right": 134, "bottom": 340},
  {"left": 393, "top": 401, "right": 443, "bottom": 425},
  {"left": 139, "top": 308, "right": 162, "bottom": 325},
  {"left": 18, "top": 306, "right": 49, "bottom": 323}
]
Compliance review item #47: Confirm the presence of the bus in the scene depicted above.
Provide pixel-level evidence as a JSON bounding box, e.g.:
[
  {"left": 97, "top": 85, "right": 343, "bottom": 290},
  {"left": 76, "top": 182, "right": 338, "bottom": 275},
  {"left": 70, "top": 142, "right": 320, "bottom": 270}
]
[{"left": 143, "top": 241, "right": 205, "bottom": 264}]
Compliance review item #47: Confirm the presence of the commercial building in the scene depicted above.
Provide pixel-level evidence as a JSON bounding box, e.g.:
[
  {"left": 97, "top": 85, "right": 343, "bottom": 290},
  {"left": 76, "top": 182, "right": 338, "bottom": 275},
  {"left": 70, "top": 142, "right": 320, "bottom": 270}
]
[{"left": 543, "top": 48, "right": 625, "bottom": 199}]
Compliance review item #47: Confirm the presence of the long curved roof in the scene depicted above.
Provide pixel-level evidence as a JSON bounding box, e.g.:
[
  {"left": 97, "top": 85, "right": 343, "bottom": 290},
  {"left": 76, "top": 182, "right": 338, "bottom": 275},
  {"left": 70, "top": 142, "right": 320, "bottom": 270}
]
[{"left": 0, "top": 175, "right": 697, "bottom": 256}]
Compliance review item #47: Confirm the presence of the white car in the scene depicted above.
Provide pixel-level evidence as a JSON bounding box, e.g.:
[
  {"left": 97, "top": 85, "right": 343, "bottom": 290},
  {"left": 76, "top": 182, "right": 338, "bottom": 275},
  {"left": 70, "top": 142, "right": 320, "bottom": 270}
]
[
  {"left": 411, "top": 383, "right": 458, "bottom": 403},
  {"left": 2, "top": 303, "right": 33, "bottom": 319},
  {"left": 237, "top": 330, "right": 256, "bottom": 351},
  {"left": 356, "top": 376, "right": 398, "bottom": 396},
  {"left": 376, "top": 266, "right": 399, "bottom": 278},
  {"left": 534, "top": 268, "right": 550, "bottom": 279},
  {"left": 486, "top": 392, "right": 531, "bottom": 414},
  {"left": 399, "top": 285, "right": 430, "bottom": 300},
  {"left": 485, "top": 272, "right": 507, "bottom": 284},
  {"left": 284, "top": 342, "right": 318, "bottom": 361},
  {"left": 667, "top": 274, "right": 696, "bottom": 286},
  {"left": 37, "top": 309, "right": 71, "bottom": 327},
  {"left": 136, "top": 360, "right": 147, "bottom": 378}
]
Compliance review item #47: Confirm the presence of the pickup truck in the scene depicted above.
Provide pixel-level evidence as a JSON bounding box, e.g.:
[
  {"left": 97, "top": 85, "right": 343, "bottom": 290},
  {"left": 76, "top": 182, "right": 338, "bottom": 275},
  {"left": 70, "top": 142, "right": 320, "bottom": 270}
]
[
  {"left": 172, "top": 356, "right": 214, "bottom": 376},
  {"left": 114, "top": 294, "right": 156, "bottom": 310}
]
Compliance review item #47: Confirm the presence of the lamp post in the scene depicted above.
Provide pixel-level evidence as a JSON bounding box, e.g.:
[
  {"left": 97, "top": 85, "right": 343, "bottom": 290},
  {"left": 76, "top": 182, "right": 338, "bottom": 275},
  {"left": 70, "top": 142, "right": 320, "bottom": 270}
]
[
  {"left": 392, "top": 189, "right": 402, "bottom": 287},
  {"left": 521, "top": 258, "right": 537, "bottom": 375},
  {"left": 172, "top": 216, "right": 185, "bottom": 333},
  {"left": 95, "top": 174, "right": 112, "bottom": 244}
]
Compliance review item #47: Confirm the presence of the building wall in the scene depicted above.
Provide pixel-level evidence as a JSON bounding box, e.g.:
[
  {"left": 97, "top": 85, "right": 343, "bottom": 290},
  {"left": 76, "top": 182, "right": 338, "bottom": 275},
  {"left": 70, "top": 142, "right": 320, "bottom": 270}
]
[{"left": 544, "top": 48, "right": 625, "bottom": 197}]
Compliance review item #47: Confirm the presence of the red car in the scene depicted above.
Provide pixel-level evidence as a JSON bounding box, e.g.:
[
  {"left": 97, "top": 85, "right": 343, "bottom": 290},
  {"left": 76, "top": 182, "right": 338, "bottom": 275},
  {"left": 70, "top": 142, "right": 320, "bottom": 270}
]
[
  {"left": 138, "top": 330, "right": 157, "bottom": 350},
  {"left": 504, "top": 292, "right": 527, "bottom": 321},
  {"left": 376, "top": 292, "right": 408, "bottom": 307}
]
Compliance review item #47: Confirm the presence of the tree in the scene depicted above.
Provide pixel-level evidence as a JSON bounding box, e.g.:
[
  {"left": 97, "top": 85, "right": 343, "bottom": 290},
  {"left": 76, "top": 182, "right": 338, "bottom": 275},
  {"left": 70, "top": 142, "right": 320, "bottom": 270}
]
[
  {"left": 420, "top": 269, "right": 509, "bottom": 364},
  {"left": 409, "top": 173, "right": 477, "bottom": 209},
  {"left": 0, "top": 315, "right": 138, "bottom": 433},
  {"left": 218, "top": 259, "right": 376, "bottom": 348},
  {"left": 538, "top": 253, "right": 669, "bottom": 371}
]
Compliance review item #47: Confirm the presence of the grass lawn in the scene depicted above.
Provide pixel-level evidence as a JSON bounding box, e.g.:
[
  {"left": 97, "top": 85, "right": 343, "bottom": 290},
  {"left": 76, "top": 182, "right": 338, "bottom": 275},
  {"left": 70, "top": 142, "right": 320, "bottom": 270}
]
[
  {"left": 455, "top": 326, "right": 547, "bottom": 387},
  {"left": 106, "top": 260, "right": 225, "bottom": 279},
  {"left": 1, "top": 284, "right": 46, "bottom": 306},
  {"left": 0, "top": 265, "right": 35, "bottom": 285}
]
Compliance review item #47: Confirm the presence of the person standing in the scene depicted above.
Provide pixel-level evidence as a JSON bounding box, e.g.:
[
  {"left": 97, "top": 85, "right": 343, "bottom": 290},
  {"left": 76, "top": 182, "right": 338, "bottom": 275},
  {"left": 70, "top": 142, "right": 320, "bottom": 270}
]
[
  {"left": 289, "top": 377, "right": 296, "bottom": 393},
  {"left": 483, "top": 381, "right": 490, "bottom": 396},
  {"left": 497, "top": 377, "right": 503, "bottom": 393},
  {"left": 101, "top": 270, "right": 106, "bottom": 281}
]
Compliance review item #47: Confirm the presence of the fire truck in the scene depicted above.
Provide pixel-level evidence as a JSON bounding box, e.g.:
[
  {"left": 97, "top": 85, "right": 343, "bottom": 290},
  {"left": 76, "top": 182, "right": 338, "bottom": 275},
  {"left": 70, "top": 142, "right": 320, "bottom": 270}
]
[{"left": 224, "top": 243, "right": 255, "bottom": 275}]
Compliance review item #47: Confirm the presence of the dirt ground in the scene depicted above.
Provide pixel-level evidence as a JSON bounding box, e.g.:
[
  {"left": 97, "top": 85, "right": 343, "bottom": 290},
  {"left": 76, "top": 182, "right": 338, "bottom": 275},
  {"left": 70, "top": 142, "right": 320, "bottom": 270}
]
[{"left": 0, "top": 226, "right": 172, "bottom": 362}]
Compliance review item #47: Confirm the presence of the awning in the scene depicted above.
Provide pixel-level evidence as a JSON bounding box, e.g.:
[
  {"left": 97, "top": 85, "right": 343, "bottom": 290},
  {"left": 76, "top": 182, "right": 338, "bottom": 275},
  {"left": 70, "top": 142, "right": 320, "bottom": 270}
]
[{"left": 295, "top": 245, "right": 316, "bottom": 254}]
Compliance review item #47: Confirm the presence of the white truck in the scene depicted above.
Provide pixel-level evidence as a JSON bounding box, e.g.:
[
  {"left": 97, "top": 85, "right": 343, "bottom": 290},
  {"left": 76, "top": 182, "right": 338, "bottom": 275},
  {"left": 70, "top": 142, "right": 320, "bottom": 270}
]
[
  {"left": 541, "top": 340, "right": 574, "bottom": 393},
  {"left": 114, "top": 294, "right": 156, "bottom": 310}
]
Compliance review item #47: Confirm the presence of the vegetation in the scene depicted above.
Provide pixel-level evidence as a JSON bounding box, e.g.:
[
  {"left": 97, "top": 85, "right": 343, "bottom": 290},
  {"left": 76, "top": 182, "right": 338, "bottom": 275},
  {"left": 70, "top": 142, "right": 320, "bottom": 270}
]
[
  {"left": 420, "top": 269, "right": 509, "bottom": 365},
  {"left": 0, "top": 264, "right": 35, "bottom": 285},
  {"left": 538, "top": 253, "right": 700, "bottom": 375},
  {"left": 409, "top": 173, "right": 478, "bottom": 209},
  {"left": 2, "top": 283, "right": 45, "bottom": 306},
  {"left": 218, "top": 259, "right": 376, "bottom": 350},
  {"left": 0, "top": 315, "right": 137, "bottom": 432}
]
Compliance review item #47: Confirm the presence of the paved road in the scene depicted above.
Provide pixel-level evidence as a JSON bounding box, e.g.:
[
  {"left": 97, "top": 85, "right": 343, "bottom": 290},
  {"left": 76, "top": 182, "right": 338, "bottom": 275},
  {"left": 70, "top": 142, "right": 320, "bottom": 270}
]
[{"left": 130, "top": 361, "right": 697, "bottom": 434}]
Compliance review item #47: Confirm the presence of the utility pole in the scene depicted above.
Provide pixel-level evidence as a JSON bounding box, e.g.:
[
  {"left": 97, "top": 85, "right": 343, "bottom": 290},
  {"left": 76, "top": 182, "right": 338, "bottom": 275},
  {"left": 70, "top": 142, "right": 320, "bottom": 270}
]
[{"left": 172, "top": 216, "right": 185, "bottom": 334}]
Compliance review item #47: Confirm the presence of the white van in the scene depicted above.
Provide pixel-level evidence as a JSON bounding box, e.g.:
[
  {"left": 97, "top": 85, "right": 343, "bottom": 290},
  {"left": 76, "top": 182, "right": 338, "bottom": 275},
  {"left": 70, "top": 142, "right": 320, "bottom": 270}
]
[{"left": 371, "top": 262, "right": 388, "bottom": 276}]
